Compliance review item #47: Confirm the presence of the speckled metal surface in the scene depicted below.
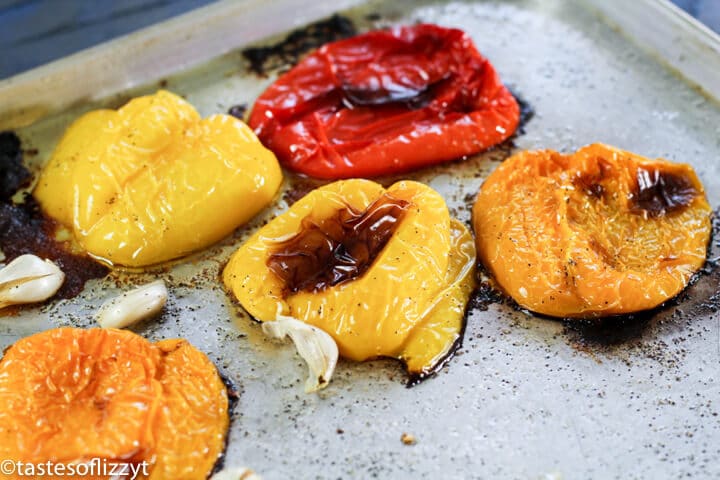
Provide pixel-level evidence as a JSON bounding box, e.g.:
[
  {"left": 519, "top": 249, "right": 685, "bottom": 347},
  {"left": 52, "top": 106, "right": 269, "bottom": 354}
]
[{"left": 1, "top": 1, "right": 720, "bottom": 479}]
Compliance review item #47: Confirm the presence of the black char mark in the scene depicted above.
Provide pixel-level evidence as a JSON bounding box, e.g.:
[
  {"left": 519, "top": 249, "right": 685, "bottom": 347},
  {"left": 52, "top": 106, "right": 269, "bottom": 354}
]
[
  {"left": 0, "top": 197, "right": 108, "bottom": 298},
  {"left": 227, "top": 104, "right": 247, "bottom": 120},
  {"left": 0, "top": 132, "right": 31, "bottom": 202},
  {"left": 209, "top": 373, "right": 241, "bottom": 476},
  {"left": 267, "top": 193, "right": 409, "bottom": 296},
  {"left": 506, "top": 86, "right": 535, "bottom": 136},
  {"left": 342, "top": 75, "right": 451, "bottom": 110},
  {"left": 573, "top": 157, "right": 613, "bottom": 200},
  {"left": 468, "top": 237, "right": 719, "bottom": 350},
  {"left": 242, "top": 14, "right": 356, "bottom": 75},
  {"left": 406, "top": 284, "right": 481, "bottom": 387},
  {"left": 0, "top": 132, "right": 108, "bottom": 299},
  {"left": 631, "top": 167, "right": 697, "bottom": 217}
]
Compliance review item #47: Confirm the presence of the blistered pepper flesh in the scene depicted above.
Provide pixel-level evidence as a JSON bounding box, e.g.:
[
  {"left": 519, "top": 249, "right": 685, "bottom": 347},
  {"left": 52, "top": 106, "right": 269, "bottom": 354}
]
[
  {"left": 0, "top": 328, "right": 229, "bottom": 479},
  {"left": 473, "top": 143, "right": 712, "bottom": 318},
  {"left": 35, "top": 90, "right": 282, "bottom": 267},
  {"left": 223, "top": 179, "right": 476, "bottom": 376},
  {"left": 249, "top": 24, "right": 520, "bottom": 179}
]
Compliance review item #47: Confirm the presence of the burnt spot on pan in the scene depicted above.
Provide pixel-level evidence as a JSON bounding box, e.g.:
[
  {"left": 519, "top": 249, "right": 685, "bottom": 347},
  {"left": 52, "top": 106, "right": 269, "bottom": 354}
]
[
  {"left": 0, "top": 131, "right": 31, "bottom": 202},
  {"left": 406, "top": 294, "right": 469, "bottom": 388},
  {"left": 507, "top": 86, "right": 535, "bottom": 136},
  {"left": 283, "top": 176, "right": 327, "bottom": 206},
  {"left": 559, "top": 276, "right": 716, "bottom": 368},
  {"left": 0, "top": 132, "right": 108, "bottom": 300},
  {"left": 0, "top": 197, "right": 109, "bottom": 299},
  {"left": 227, "top": 104, "right": 247, "bottom": 120},
  {"left": 209, "top": 373, "right": 241, "bottom": 476},
  {"left": 467, "top": 208, "right": 719, "bottom": 365},
  {"left": 467, "top": 280, "right": 515, "bottom": 312},
  {"left": 561, "top": 310, "right": 658, "bottom": 349},
  {"left": 406, "top": 279, "right": 518, "bottom": 387},
  {"left": 242, "top": 14, "right": 357, "bottom": 76}
]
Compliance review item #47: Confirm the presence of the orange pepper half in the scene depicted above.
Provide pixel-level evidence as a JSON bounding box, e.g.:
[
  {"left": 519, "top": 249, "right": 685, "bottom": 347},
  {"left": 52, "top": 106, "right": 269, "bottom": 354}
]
[
  {"left": 0, "top": 328, "right": 229, "bottom": 479},
  {"left": 473, "top": 143, "right": 712, "bottom": 318}
]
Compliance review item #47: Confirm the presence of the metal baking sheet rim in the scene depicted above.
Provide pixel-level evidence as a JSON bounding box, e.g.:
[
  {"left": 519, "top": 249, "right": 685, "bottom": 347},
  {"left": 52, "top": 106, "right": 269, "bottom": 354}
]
[{"left": 0, "top": 0, "right": 719, "bottom": 129}]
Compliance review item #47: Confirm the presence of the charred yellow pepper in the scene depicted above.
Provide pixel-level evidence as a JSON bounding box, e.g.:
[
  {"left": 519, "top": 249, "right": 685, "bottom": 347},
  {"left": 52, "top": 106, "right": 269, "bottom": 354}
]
[
  {"left": 35, "top": 90, "right": 282, "bottom": 267},
  {"left": 223, "top": 179, "right": 476, "bottom": 378}
]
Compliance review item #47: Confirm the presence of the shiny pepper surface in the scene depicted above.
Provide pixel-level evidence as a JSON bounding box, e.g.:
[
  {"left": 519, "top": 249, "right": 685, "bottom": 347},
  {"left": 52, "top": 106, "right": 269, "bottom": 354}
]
[
  {"left": 0, "top": 328, "right": 229, "bottom": 479},
  {"left": 249, "top": 24, "right": 520, "bottom": 179},
  {"left": 473, "top": 144, "right": 712, "bottom": 318},
  {"left": 35, "top": 90, "right": 282, "bottom": 267},
  {"left": 224, "top": 179, "right": 476, "bottom": 377}
]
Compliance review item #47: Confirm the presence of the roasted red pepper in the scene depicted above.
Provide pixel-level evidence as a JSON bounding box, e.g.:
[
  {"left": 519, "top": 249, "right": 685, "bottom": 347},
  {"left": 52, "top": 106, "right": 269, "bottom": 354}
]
[{"left": 248, "top": 24, "right": 520, "bottom": 179}]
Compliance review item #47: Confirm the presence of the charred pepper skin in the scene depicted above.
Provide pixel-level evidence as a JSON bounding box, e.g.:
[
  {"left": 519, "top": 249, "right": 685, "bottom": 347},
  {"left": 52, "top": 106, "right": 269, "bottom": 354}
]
[
  {"left": 224, "top": 179, "right": 476, "bottom": 377},
  {"left": 249, "top": 24, "right": 520, "bottom": 179},
  {"left": 473, "top": 143, "right": 712, "bottom": 318}
]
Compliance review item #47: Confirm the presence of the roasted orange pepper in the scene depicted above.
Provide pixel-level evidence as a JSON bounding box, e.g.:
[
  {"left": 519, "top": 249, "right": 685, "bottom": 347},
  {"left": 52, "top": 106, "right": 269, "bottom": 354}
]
[
  {"left": 223, "top": 179, "right": 475, "bottom": 377},
  {"left": 0, "top": 328, "right": 229, "bottom": 479},
  {"left": 35, "top": 90, "right": 282, "bottom": 267},
  {"left": 473, "top": 143, "right": 712, "bottom": 318}
]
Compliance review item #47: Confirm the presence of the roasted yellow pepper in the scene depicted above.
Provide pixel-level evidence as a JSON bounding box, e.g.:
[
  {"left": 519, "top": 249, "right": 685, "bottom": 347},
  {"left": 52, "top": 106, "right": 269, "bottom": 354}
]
[
  {"left": 223, "top": 179, "right": 476, "bottom": 377},
  {"left": 35, "top": 90, "right": 282, "bottom": 267}
]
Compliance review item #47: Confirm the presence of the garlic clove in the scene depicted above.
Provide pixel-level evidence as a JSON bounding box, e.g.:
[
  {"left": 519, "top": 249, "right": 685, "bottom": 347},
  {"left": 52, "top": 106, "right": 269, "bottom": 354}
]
[
  {"left": 262, "top": 313, "right": 339, "bottom": 393},
  {"left": 95, "top": 280, "right": 168, "bottom": 329},
  {"left": 211, "top": 467, "right": 262, "bottom": 480},
  {"left": 0, "top": 254, "right": 65, "bottom": 309}
]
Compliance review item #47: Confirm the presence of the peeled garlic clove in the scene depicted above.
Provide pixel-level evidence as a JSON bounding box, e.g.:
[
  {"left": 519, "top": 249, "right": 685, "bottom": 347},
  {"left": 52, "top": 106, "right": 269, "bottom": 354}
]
[
  {"left": 96, "top": 280, "right": 167, "bottom": 329},
  {"left": 211, "top": 467, "right": 262, "bottom": 480},
  {"left": 0, "top": 254, "right": 65, "bottom": 309},
  {"left": 262, "top": 313, "right": 339, "bottom": 393}
]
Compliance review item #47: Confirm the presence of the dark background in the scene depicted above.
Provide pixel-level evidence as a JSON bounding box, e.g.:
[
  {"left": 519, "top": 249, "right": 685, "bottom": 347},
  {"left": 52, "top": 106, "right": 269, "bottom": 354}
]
[{"left": 0, "top": 0, "right": 718, "bottom": 80}]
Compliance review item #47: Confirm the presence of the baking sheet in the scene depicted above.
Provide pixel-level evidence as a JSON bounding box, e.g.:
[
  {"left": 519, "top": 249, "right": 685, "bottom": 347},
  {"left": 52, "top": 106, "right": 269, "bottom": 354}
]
[{"left": 2, "top": 0, "right": 720, "bottom": 478}]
